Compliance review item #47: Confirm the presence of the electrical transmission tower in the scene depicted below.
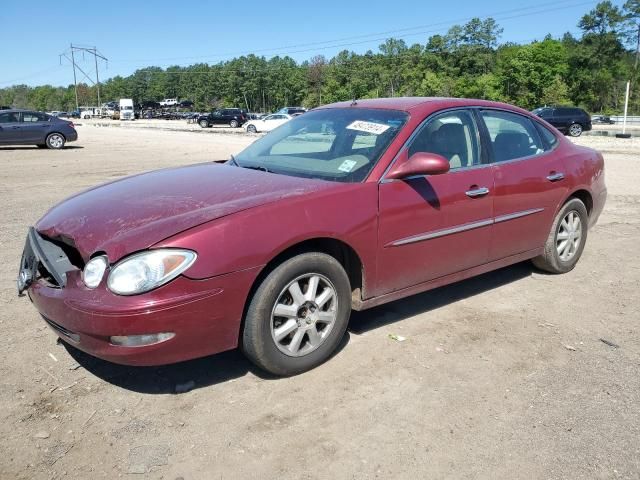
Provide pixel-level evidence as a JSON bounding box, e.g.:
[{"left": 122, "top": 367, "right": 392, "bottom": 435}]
[{"left": 59, "top": 44, "right": 108, "bottom": 111}]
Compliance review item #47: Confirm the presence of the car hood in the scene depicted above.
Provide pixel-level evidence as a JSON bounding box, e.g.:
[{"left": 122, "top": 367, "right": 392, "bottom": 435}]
[{"left": 36, "top": 163, "right": 336, "bottom": 262}]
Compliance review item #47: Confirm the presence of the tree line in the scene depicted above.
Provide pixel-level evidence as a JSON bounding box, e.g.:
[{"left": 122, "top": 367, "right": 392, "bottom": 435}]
[{"left": 1, "top": 1, "right": 639, "bottom": 115}]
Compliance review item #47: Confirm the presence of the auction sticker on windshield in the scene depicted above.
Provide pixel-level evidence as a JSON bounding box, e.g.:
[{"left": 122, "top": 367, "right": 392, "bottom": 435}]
[
  {"left": 346, "top": 120, "right": 390, "bottom": 135},
  {"left": 338, "top": 159, "right": 358, "bottom": 172}
]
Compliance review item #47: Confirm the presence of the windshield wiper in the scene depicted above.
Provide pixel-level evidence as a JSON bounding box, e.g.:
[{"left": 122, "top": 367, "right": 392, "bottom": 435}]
[
  {"left": 227, "top": 154, "right": 239, "bottom": 166},
  {"left": 241, "top": 164, "right": 271, "bottom": 173}
]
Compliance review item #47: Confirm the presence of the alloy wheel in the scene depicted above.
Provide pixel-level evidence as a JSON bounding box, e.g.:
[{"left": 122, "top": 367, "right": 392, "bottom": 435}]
[
  {"left": 270, "top": 273, "right": 338, "bottom": 357},
  {"left": 557, "top": 210, "right": 582, "bottom": 262}
]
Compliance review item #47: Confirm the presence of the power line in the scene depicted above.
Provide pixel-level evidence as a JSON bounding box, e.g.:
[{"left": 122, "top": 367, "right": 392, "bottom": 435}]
[
  {"left": 130, "top": 31, "right": 583, "bottom": 76},
  {"left": 109, "top": 0, "right": 597, "bottom": 68}
]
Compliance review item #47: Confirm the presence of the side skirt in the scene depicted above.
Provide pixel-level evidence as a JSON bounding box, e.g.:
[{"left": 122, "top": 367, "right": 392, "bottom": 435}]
[{"left": 352, "top": 248, "right": 543, "bottom": 311}]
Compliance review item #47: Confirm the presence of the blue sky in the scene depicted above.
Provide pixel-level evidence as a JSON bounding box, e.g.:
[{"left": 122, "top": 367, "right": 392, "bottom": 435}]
[{"left": 0, "top": 0, "right": 621, "bottom": 87}]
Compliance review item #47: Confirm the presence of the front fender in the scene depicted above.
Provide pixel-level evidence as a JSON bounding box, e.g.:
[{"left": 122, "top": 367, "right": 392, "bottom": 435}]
[{"left": 154, "top": 182, "right": 380, "bottom": 289}]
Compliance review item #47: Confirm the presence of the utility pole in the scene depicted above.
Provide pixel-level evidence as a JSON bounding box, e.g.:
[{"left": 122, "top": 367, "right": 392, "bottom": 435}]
[
  {"left": 60, "top": 44, "right": 107, "bottom": 110},
  {"left": 70, "top": 44, "right": 79, "bottom": 111}
]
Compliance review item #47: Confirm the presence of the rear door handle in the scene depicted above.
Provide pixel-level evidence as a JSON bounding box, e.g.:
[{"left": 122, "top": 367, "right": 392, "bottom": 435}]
[
  {"left": 546, "top": 172, "right": 565, "bottom": 182},
  {"left": 465, "top": 187, "right": 490, "bottom": 198}
]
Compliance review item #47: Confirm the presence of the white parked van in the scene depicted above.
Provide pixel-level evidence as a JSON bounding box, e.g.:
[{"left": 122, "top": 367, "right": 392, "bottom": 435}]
[{"left": 119, "top": 99, "right": 135, "bottom": 120}]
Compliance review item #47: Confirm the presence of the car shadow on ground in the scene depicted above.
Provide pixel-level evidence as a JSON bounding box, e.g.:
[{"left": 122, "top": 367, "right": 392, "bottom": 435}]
[
  {"left": 349, "top": 261, "right": 534, "bottom": 334},
  {"left": 0, "top": 145, "right": 84, "bottom": 151},
  {"left": 65, "top": 261, "right": 535, "bottom": 393},
  {"left": 63, "top": 331, "right": 352, "bottom": 394}
]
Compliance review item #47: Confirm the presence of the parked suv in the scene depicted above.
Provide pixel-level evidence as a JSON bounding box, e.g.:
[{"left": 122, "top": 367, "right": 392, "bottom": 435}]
[
  {"left": 0, "top": 109, "right": 78, "bottom": 149},
  {"left": 531, "top": 106, "right": 592, "bottom": 137},
  {"left": 198, "top": 108, "right": 247, "bottom": 128}
]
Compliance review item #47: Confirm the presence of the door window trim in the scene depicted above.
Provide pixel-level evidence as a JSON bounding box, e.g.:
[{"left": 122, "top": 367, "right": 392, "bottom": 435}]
[{"left": 380, "top": 106, "right": 489, "bottom": 183}]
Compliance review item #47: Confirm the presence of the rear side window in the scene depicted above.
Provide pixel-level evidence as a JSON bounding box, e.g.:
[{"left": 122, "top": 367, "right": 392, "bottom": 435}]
[
  {"left": 22, "top": 112, "right": 48, "bottom": 122},
  {"left": 480, "top": 110, "right": 544, "bottom": 162},
  {"left": 535, "top": 123, "right": 558, "bottom": 150}
]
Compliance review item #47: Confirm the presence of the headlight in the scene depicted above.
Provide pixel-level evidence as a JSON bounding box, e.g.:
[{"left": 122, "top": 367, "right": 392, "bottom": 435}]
[
  {"left": 82, "top": 256, "right": 108, "bottom": 289},
  {"left": 107, "top": 249, "right": 197, "bottom": 296}
]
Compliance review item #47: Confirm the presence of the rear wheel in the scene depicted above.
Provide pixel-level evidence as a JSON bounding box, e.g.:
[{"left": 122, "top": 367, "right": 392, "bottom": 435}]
[
  {"left": 532, "top": 198, "right": 588, "bottom": 273},
  {"left": 229, "top": 119, "right": 239, "bottom": 128},
  {"left": 242, "top": 252, "right": 351, "bottom": 376},
  {"left": 45, "top": 133, "right": 65, "bottom": 149},
  {"left": 198, "top": 119, "right": 209, "bottom": 128},
  {"left": 568, "top": 123, "right": 583, "bottom": 137},
  {"left": 247, "top": 124, "right": 257, "bottom": 133}
]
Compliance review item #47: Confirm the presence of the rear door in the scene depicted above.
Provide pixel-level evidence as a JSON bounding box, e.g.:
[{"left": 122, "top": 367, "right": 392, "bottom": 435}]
[
  {"left": 376, "top": 109, "right": 494, "bottom": 295},
  {"left": 20, "top": 111, "right": 51, "bottom": 143},
  {"left": 0, "top": 111, "right": 23, "bottom": 144},
  {"left": 478, "top": 109, "right": 568, "bottom": 261}
]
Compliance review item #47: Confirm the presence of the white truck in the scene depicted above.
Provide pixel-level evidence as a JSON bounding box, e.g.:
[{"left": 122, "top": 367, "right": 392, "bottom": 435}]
[{"left": 119, "top": 99, "right": 135, "bottom": 120}]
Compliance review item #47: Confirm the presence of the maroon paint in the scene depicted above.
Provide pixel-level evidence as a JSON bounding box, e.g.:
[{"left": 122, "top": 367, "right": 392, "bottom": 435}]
[{"left": 24, "top": 98, "right": 607, "bottom": 366}]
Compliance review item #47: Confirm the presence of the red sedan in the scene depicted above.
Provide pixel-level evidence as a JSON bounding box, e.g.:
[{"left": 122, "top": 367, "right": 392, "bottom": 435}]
[{"left": 18, "top": 98, "right": 607, "bottom": 375}]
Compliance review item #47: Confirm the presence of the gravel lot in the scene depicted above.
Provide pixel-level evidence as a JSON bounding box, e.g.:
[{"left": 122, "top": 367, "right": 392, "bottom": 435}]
[{"left": 1, "top": 125, "right": 639, "bottom": 479}]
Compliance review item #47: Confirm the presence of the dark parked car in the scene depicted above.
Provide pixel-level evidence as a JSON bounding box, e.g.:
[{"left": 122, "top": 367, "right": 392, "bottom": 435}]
[
  {"left": 0, "top": 109, "right": 78, "bottom": 149},
  {"left": 18, "top": 97, "right": 606, "bottom": 375},
  {"left": 197, "top": 108, "right": 247, "bottom": 128},
  {"left": 531, "top": 106, "right": 592, "bottom": 137}
]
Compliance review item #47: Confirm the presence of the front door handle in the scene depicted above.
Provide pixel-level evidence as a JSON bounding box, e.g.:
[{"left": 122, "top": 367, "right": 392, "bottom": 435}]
[
  {"left": 546, "top": 172, "right": 565, "bottom": 182},
  {"left": 465, "top": 187, "right": 490, "bottom": 198}
]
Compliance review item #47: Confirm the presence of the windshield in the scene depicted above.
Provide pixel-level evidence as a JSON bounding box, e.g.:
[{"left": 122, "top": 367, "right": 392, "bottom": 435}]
[{"left": 234, "top": 108, "right": 408, "bottom": 182}]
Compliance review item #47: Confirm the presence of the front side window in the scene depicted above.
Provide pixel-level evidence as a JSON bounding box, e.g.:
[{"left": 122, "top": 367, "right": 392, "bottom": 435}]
[
  {"left": 408, "top": 109, "right": 480, "bottom": 170},
  {"left": 0, "top": 112, "right": 20, "bottom": 123},
  {"left": 481, "top": 110, "right": 544, "bottom": 162},
  {"left": 235, "top": 108, "right": 408, "bottom": 182}
]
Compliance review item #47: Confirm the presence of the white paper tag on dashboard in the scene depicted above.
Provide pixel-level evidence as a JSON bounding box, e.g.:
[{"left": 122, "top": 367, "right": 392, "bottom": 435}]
[
  {"left": 346, "top": 120, "right": 390, "bottom": 135},
  {"left": 338, "top": 159, "right": 358, "bottom": 172}
]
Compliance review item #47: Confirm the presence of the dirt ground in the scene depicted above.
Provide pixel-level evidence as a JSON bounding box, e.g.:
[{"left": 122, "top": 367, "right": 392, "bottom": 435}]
[{"left": 1, "top": 125, "right": 639, "bottom": 480}]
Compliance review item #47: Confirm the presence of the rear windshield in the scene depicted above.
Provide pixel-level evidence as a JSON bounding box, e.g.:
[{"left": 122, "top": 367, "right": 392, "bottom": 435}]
[{"left": 234, "top": 108, "right": 408, "bottom": 182}]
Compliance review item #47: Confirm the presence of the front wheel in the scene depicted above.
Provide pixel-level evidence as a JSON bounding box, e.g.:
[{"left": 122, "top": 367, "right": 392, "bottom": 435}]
[
  {"left": 246, "top": 124, "right": 257, "bottom": 133},
  {"left": 45, "top": 133, "right": 65, "bottom": 149},
  {"left": 242, "top": 252, "right": 351, "bottom": 376},
  {"left": 568, "top": 123, "right": 583, "bottom": 137},
  {"left": 532, "top": 198, "right": 588, "bottom": 274},
  {"left": 198, "top": 119, "right": 209, "bottom": 128}
]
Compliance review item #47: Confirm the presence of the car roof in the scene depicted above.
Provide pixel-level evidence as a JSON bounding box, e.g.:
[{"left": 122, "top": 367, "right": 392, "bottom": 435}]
[{"left": 319, "top": 97, "right": 533, "bottom": 116}]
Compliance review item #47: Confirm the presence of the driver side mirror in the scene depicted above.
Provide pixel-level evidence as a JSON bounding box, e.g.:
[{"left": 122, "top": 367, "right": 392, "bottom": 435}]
[{"left": 386, "top": 151, "right": 450, "bottom": 180}]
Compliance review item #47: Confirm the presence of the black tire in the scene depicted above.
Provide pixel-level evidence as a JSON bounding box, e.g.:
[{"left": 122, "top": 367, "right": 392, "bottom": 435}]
[
  {"left": 199, "top": 119, "right": 209, "bottom": 128},
  {"left": 247, "top": 124, "right": 257, "bottom": 133},
  {"left": 568, "top": 123, "right": 583, "bottom": 137},
  {"left": 229, "top": 119, "right": 239, "bottom": 128},
  {"left": 532, "top": 198, "right": 588, "bottom": 274},
  {"left": 45, "top": 133, "right": 65, "bottom": 149},
  {"left": 242, "top": 252, "right": 351, "bottom": 376}
]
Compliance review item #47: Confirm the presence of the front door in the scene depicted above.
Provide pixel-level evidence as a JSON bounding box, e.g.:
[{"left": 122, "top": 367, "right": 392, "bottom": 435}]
[
  {"left": 376, "top": 109, "right": 494, "bottom": 296},
  {"left": 477, "top": 109, "right": 569, "bottom": 260},
  {"left": 0, "top": 111, "right": 22, "bottom": 144}
]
